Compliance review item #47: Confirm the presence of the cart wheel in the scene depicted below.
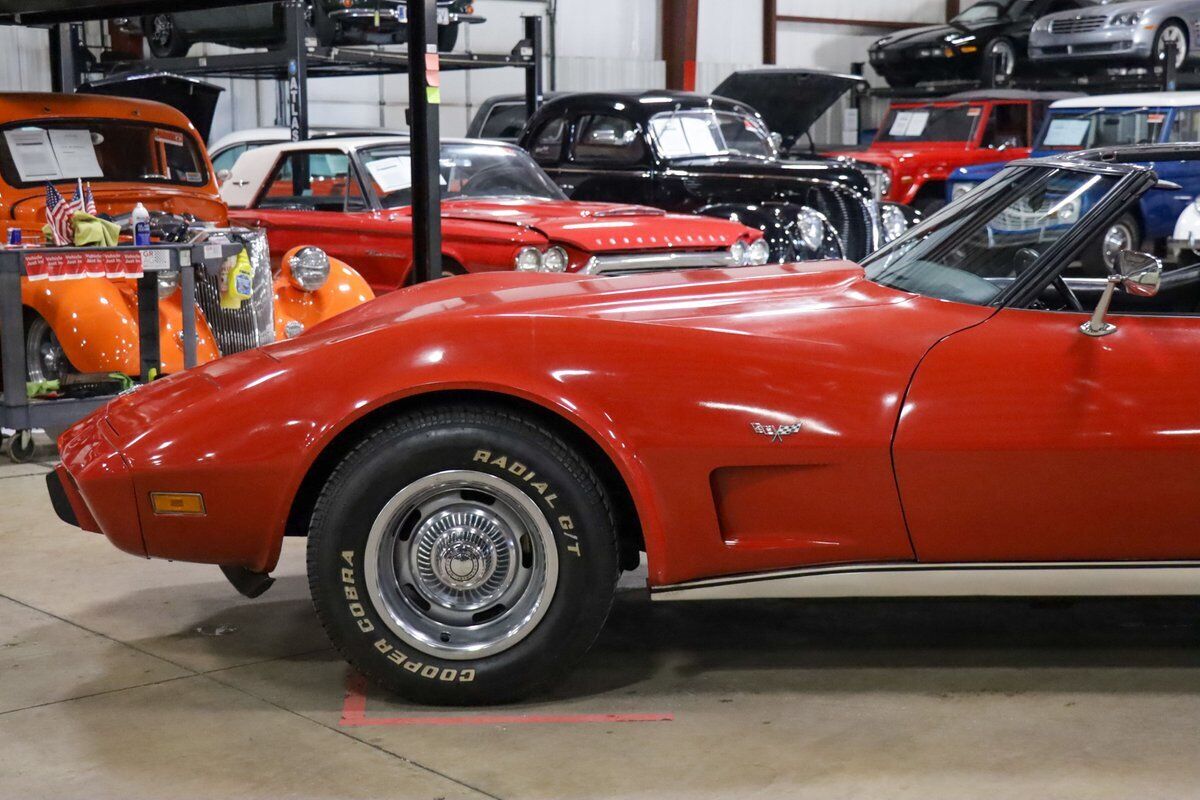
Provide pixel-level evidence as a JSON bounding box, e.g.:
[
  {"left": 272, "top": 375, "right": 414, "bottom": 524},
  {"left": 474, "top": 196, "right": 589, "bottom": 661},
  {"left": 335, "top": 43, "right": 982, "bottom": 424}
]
[{"left": 5, "top": 430, "right": 35, "bottom": 464}]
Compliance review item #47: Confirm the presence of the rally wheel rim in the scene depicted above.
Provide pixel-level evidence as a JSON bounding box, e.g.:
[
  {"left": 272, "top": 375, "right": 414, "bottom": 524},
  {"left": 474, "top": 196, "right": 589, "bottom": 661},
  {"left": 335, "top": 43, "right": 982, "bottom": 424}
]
[
  {"left": 1102, "top": 220, "right": 1135, "bottom": 272},
  {"left": 25, "top": 317, "right": 67, "bottom": 384},
  {"left": 1158, "top": 24, "right": 1188, "bottom": 69},
  {"left": 989, "top": 40, "right": 1015, "bottom": 80},
  {"left": 364, "top": 470, "right": 559, "bottom": 661}
]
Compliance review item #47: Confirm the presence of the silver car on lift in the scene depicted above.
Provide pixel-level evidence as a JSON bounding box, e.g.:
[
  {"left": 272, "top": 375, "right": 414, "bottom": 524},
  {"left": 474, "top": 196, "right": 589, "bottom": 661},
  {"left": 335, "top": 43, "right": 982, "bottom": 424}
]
[{"left": 1029, "top": 0, "right": 1200, "bottom": 71}]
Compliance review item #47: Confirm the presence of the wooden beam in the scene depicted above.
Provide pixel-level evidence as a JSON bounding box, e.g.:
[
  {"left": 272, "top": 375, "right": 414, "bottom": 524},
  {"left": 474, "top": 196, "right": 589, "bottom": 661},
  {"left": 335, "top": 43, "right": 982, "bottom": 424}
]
[
  {"left": 777, "top": 14, "right": 938, "bottom": 31},
  {"left": 763, "top": 0, "right": 777, "bottom": 65},
  {"left": 946, "top": 0, "right": 961, "bottom": 20},
  {"left": 662, "top": 0, "right": 699, "bottom": 91}
]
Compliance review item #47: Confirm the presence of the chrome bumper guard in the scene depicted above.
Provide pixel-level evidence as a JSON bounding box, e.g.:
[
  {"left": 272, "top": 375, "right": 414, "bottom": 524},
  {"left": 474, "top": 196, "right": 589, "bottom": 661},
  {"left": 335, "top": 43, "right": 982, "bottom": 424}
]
[{"left": 581, "top": 250, "right": 739, "bottom": 276}]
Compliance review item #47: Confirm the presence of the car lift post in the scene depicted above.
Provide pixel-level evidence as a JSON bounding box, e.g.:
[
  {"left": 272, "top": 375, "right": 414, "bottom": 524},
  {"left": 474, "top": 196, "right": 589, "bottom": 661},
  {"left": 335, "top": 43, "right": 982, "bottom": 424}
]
[
  {"left": 407, "top": 0, "right": 443, "bottom": 284},
  {"left": 523, "top": 15, "right": 544, "bottom": 120},
  {"left": 48, "top": 23, "right": 77, "bottom": 93},
  {"left": 285, "top": 0, "right": 310, "bottom": 141}
]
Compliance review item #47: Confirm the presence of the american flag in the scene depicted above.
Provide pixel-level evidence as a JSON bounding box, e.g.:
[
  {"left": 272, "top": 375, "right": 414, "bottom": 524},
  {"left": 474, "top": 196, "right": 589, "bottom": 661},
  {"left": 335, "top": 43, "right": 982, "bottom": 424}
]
[
  {"left": 77, "top": 179, "right": 97, "bottom": 216},
  {"left": 45, "top": 183, "right": 81, "bottom": 246}
]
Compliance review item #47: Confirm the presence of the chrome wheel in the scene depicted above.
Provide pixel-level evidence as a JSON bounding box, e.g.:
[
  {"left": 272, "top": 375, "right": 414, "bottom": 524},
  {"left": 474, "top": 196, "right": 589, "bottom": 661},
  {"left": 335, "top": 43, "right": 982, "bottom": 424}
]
[
  {"left": 1102, "top": 220, "right": 1136, "bottom": 272},
  {"left": 25, "top": 317, "right": 68, "bottom": 383},
  {"left": 988, "top": 39, "right": 1016, "bottom": 81},
  {"left": 149, "top": 14, "right": 173, "bottom": 47},
  {"left": 364, "top": 470, "right": 558, "bottom": 661},
  {"left": 1157, "top": 23, "right": 1188, "bottom": 69}
]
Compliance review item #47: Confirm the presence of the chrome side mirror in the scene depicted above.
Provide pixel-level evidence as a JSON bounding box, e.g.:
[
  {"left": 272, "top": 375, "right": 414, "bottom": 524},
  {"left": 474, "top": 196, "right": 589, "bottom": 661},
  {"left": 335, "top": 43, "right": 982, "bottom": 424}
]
[
  {"left": 216, "top": 168, "right": 232, "bottom": 184},
  {"left": 1080, "top": 250, "right": 1162, "bottom": 337}
]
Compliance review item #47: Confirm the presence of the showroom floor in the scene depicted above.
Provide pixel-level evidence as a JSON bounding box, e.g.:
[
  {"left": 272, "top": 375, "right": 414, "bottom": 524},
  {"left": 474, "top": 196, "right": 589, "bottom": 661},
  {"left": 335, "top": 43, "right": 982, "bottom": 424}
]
[{"left": 3, "top": 438, "right": 1200, "bottom": 799}]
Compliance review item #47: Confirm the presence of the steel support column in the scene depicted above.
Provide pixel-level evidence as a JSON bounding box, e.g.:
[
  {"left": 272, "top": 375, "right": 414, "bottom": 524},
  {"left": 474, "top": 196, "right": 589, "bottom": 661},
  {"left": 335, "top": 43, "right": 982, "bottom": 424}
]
[
  {"left": 662, "top": 0, "right": 699, "bottom": 91},
  {"left": 48, "top": 23, "right": 78, "bottom": 93},
  {"left": 763, "top": 0, "right": 777, "bottom": 65},
  {"left": 523, "top": 15, "right": 544, "bottom": 121},
  {"left": 407, "top": 0, "right": 442, "bottom": 284},
  {"left": 284, "top": 0, "right": 309, "bottom": 141}
]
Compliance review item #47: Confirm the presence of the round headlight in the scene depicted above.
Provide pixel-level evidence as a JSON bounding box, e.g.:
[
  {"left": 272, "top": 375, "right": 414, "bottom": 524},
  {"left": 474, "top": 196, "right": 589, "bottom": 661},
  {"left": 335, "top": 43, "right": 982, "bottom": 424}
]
[
  {"left": 284, "top": 320, "right": 304, "bottom": 339},
  {"left": 746, "top": 238, "right": 770, "bottom": 265},
  {"left": 796, "top": 208, "right": 826, "bottom": 251},
  {"left": 951, "top": 182, "right": 977, "bottom": 201},
  {"left": 878, "top": 169, "right": 893, "bottom": 198},
  {"left": 541, "top": 246, "right": 568, "bottom": 273},
  {"left": 881, "top": 204, "right": 908, "bottom": 244},
  {"left": 514, "top": 246, "right": 543, "bottom": 272},
  {"left": 157, "top": 269, "right": 179, "bottom": 299},
  {"left": 288, "top": 246, "right": 330, "bottom": 292},
  {"left": 729, "top": 239, "right": 748, "bottom": 265}
]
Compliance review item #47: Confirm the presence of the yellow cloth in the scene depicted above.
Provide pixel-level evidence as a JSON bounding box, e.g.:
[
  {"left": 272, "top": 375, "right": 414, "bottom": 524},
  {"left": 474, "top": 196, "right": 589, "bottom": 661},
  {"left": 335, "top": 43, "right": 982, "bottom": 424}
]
[{"left": 71, "top": 212, "right": 121, "bottom": 247}]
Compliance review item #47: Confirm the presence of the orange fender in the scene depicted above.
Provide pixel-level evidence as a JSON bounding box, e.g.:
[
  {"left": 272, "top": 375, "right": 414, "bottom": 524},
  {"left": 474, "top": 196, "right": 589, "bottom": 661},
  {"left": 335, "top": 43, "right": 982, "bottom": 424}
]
[
  {"left": 273, "top": 247, "right": 375, "bottom": 339},
  {"left": 20, "top": 277, "right": 220, "bottom": 376}
]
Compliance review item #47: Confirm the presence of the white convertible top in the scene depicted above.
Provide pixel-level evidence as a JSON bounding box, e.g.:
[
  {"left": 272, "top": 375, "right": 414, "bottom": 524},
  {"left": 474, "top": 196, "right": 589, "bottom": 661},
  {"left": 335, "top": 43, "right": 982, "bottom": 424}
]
[
  {"left": 219, "top": 136, "right": 511, "bottom": 208},
  {"left": 1052, "top": 91, "right": 1200, "bottom": 110}
]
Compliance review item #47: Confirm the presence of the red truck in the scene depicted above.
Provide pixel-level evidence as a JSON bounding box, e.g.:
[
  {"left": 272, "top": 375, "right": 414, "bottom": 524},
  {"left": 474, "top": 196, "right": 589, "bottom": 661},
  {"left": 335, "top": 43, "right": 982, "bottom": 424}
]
[{"left": 828, "top": 90, "right": 1074, "bottom": 214}]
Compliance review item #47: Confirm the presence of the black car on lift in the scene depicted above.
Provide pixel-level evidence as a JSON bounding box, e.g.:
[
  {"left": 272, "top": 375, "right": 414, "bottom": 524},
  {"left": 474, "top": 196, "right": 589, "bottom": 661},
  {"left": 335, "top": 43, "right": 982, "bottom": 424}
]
[
  {"left": 129, "top": 0, "right": 483, "bottom": 58},
  {"left": 517, "top": 91, "right": 893, "bottom": 264},
  {"left": 869, "top": 0, "right": 1093, "bottom": 88}
]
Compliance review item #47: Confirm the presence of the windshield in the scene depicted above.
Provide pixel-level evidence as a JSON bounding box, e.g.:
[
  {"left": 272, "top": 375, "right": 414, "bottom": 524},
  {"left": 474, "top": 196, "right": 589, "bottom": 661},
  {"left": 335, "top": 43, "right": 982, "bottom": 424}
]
[
  {"left": 360, "top": 142, "right": 565, "bottom": 208},
  {"left": 0, "top": 120, "right": 208, "bottom": 189},
  {"left": 649, "top": 110, "right": 775, "bottom": 160},
  {"left": 952, "top": 1, "right": 1006, "bottom": 23},
  {"left": 1039, "top": 109, "right": 1169, "bottom": 150},
  {"left": 876, "top": 104, "right": 982, "bottom": 143},
  {"left": 862, "top": 165, "right": 1121, "bottom": 304}
]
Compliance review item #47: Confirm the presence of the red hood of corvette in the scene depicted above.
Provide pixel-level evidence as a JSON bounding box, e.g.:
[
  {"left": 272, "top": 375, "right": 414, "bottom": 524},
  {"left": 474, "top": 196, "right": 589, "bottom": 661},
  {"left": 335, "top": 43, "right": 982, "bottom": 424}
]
[
  {"left": 277, "top": 261, "right": 915, "bottom": 351},
  {"left": 431, "top": 198, "right": 753, "bottom": 253}
]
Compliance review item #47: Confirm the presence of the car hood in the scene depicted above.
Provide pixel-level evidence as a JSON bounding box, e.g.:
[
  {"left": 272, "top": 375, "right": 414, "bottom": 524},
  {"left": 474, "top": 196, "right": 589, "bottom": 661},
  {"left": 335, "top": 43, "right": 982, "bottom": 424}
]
[
  {"left": 432, "top": 198, "right": 751, "bottom": 252},
  {"left": 274, "top": 261, "right": 917, "bottom": 354},
  {"left": 661, "top": 156, "right": 870, "bottom": 191},
  {"left": 712, "top": 69, "right": 865, "bottom": 149},
  {"left": 8, "top": 185, "right": 228, "bottom": 226},
  {"left": 878, "top": 20, "right": 1000, "bottom": 46}
]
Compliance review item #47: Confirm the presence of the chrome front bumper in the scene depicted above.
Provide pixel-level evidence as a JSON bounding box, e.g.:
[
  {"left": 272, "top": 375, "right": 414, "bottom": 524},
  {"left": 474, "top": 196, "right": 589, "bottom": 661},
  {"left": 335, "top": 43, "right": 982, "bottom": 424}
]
[{"left": 581, "top": 250, "right": 740, "bottom": 276}]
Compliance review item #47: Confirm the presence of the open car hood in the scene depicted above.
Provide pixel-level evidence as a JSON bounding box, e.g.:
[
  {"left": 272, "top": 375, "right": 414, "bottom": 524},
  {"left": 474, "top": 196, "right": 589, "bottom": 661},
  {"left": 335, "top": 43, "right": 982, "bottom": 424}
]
[
  {"left": 713, "top": 69, "right": 866, "bottom": 149},
  {"left": 80, "top": 73, "right": 224, "bottom": 143}
]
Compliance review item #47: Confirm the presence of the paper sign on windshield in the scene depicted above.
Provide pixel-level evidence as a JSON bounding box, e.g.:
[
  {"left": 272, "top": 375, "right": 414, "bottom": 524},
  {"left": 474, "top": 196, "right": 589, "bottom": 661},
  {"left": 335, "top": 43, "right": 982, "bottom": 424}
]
[
  {"left": 889, "top": 111, "right": 929, "bottom": 137},
  {"left": 49, "top": 130, "right": 103, "bottom": 179},
  {"left": 1043, "top": 118, "right": 1091, "bottom": 147},
  {"left": 4, "top": 128, "right": 61, "bottom": 181},
  {"left": 365, "top": 156, "right": 413, "bottom": 194}
]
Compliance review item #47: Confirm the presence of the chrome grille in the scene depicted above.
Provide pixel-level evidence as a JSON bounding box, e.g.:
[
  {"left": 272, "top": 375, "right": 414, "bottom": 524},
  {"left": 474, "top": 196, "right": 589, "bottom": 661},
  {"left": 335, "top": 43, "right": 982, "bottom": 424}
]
[
  {"left": 1049, "top": 16, "right": 1106, "bottom": 34},
  {"left": 194, "top": 230, "right": 275, "bottom": 356},
  {"left": 804, "top": 184, "right": 875, "bottom": 261}
]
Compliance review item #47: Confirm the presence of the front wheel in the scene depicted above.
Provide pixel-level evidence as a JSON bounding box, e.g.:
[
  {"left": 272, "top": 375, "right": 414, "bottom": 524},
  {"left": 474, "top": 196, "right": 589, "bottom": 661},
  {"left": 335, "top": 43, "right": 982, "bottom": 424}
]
[
  {"left": 307, "top": 405, "right": 619, "bottom": 704},
  {"left": 437, "top": 23, "right": 460, "bottom": 52},
  {"left": 981, "top": 37, "right": 1016, "bottom": 86},
  {"left": 1154, "top": 21, "right": 1189, "bottom": 70},
  {"left": 1083, "top": 213, "right": 1140, "bottom": 276},
  {"left": 143, "top": 14, "right": 191, "bottom": 58}
]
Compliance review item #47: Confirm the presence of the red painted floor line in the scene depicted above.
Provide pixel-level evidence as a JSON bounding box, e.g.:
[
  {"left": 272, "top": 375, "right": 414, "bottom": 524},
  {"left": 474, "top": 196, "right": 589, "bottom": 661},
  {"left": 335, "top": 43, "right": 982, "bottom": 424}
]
[{"left": 339, "top": 672, "right": 674, "bottom": 727}]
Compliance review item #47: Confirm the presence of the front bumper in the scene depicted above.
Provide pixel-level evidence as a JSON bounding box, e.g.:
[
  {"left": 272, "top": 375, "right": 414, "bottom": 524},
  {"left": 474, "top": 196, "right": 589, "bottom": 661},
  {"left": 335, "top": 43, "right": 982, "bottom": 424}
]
[
  {"left": 1029, "top": 29, "right": 1153, "bottom": 61},
  {"left": 1167, "top": 236, "right": 1199, "bottom": 263}
]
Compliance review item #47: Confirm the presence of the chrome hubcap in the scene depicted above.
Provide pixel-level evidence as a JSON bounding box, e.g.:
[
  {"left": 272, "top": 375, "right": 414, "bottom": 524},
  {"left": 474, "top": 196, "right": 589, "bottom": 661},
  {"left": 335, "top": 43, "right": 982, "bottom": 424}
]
[
  {"left": 25, "top": 318, "right": 66, "bottom": 383},
  {"left": 1102, "top": 223, "right": 1134, "bottom": 270},
  {"left": 365, "top": 470, "right": 558, "bottom": 660},
  {"left": 991, "top": 42, "right": 1014, "bottom": 76},
  {"left": 151, "top": 15, "right": 172, "bottom": 45},
  {"left": 1160, "top": 27, "right": 1187, "bottom": 67}
]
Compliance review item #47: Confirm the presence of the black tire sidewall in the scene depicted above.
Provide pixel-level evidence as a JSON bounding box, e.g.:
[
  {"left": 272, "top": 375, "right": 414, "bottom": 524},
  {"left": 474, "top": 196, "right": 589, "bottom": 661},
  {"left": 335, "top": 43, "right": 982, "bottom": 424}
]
[
  {"left": 437, "top": 23, "right": 459, "bottom": 52},
  {"left": 309, "top": 412, "right": 617, "bottom": 704},
  {"left": 144, "top": 14, "right": 188, "bottom": 58}
]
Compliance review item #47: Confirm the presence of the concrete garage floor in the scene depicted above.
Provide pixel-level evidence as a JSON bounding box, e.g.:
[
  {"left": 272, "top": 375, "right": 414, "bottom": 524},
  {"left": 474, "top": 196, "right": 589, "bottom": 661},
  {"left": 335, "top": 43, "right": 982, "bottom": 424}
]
[{"left": 3, "top": 439, "right": 1200, "bottom": 799}]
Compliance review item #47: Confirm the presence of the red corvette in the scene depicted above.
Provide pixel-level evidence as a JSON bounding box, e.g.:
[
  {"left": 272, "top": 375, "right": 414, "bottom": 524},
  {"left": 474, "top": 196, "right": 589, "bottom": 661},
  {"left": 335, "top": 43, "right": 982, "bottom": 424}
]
[
  {"left": 48, "top": 146, "right": 1200, "bottom": 704},
  {"left": 222, "top": 136, "right": 769, "bottom": 290}
]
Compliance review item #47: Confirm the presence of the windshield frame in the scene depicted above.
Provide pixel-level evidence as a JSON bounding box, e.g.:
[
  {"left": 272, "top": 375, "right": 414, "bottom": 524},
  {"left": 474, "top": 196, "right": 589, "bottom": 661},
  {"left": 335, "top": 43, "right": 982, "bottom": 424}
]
[
  {"left": 354, "top": 141, "right": 567, "bottom": 209},
  {"left": 951, "top": 0, "right": 1008, "bottom": 24},
  {"left": 861, "top": 157, "right": 1151, "bottom": 308},
  {"left": 647, "top": 108, "right": 778, "bottom": 163}
]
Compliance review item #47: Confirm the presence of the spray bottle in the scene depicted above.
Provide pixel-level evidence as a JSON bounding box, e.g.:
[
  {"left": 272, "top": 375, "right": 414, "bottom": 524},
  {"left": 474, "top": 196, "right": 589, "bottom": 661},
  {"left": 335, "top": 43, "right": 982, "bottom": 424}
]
[{"left": 131, "top": 202, "right": 151, "bottom": 246}]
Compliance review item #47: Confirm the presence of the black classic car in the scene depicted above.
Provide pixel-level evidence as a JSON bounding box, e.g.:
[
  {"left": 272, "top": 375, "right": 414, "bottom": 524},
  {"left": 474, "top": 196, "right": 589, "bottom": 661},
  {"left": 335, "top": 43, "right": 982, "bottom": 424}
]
[
  {"left": 517, "top": 91, "right": 903, "bottom": 263},
  {"left": 131, "top": 0, "right": 483, "bottom": 58},
  {"left": 870, "top": 0, "right": 1094, "bottom": 88}
]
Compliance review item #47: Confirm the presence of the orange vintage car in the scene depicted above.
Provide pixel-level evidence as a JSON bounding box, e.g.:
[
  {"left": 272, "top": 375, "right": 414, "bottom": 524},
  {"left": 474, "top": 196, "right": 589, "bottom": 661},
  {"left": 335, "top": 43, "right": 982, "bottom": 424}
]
[{"left": 0, "top": 92, "right": 373, "bottom": 384}]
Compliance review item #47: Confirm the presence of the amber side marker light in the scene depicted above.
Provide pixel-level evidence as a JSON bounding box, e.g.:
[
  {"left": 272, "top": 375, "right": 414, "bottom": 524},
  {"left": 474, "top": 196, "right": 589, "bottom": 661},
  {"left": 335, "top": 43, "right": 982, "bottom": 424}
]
[{"left": 150, "top": 492, "right": 206, "bottom": 516}]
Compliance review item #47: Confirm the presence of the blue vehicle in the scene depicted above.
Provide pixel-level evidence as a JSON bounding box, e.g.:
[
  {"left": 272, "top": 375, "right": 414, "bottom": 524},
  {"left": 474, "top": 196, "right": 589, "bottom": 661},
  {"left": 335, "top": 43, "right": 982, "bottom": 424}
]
[{"left": 947, "top": 91, "right": 1200, "bottom": 273}]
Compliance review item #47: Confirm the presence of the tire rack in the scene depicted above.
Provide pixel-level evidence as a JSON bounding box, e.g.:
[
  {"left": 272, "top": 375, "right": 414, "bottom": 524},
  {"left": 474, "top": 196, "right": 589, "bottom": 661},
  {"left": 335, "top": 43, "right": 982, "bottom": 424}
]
[{"left": 0, "top": 241, "right": 243, "bottom": 455}]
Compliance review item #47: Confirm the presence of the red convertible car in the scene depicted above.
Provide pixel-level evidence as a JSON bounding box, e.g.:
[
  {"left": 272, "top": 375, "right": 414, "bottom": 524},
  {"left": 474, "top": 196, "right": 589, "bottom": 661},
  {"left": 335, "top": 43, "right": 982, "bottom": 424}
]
[
  {"left": 48, "top": 144, "right": 1200, "bottom": 705},
  {"left": 221, "top": 136, "right": 769, "bottom": 290}
]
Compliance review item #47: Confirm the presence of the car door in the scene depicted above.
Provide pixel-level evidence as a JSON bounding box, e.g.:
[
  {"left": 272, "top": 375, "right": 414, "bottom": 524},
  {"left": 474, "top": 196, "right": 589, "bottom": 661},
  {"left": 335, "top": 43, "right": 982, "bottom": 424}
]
[
  {"left": 559, "top": 112, "right": 657, "bottom": 205},
  {"left": 893, "top": 163, "right": 1200, "bottom": 564},
  {"left": 241, "top": 149, "right": 401, "bottom": 291}
]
